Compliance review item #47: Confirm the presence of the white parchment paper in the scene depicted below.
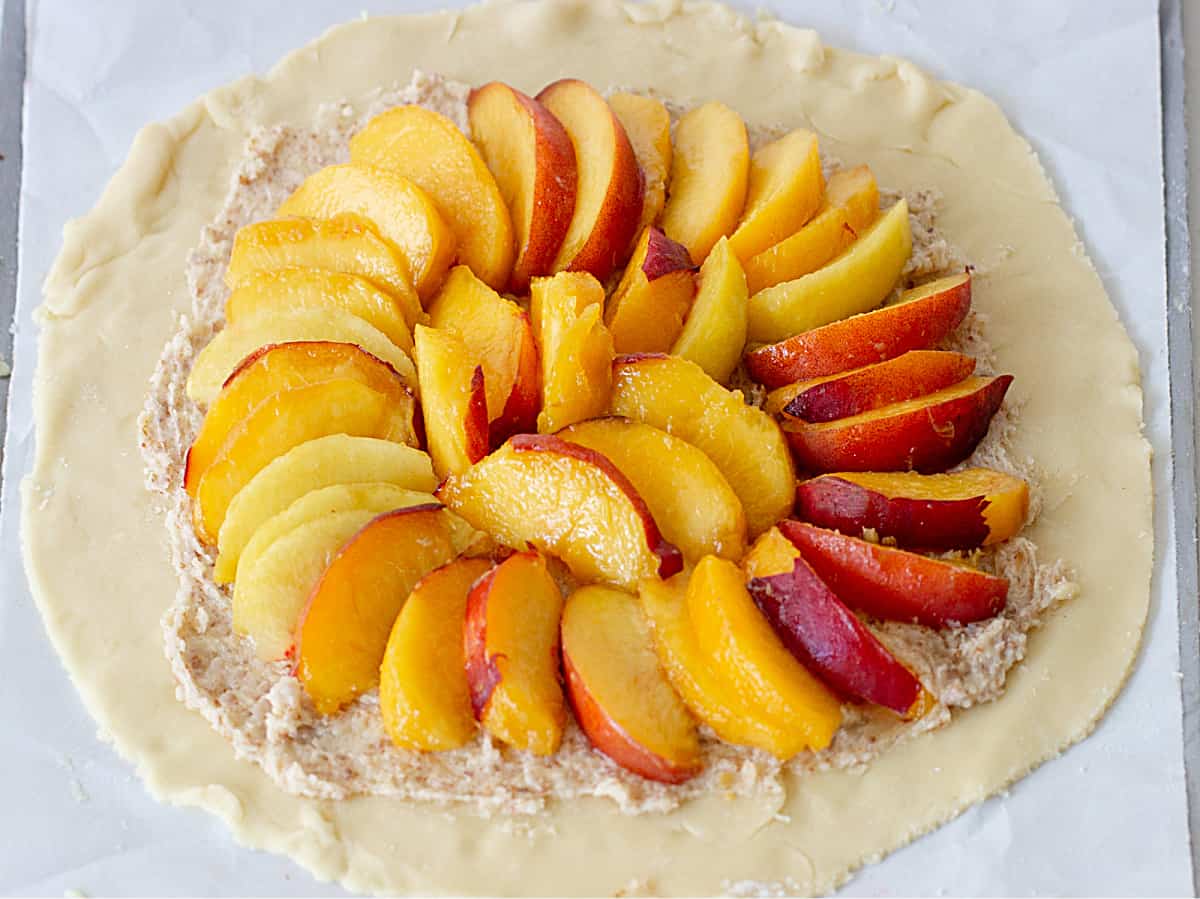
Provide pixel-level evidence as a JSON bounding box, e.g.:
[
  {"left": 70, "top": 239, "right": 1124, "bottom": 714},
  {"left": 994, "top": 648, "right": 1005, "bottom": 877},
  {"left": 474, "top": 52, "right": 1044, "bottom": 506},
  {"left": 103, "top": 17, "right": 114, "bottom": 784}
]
[{"left": 0, "top": 0, "right": 1191, "bottom": 894}]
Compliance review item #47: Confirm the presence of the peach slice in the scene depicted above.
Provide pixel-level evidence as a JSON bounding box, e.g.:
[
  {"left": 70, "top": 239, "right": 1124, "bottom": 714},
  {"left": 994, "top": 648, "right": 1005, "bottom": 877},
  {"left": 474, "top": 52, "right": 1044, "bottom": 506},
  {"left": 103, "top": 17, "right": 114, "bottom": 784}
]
[
  {"left": 379, "top": 557, "right": 494, "bottom": 751},
  {"left": 780, "top": 350, "right": 977, "bottom": 423},
  {"left": 277, "top": 165, "right": 456, "bottom": 300},
  {"left": 221, "top": 481, "right": 436, "bottom": 588},
  {"left": 562, "top": 585, "right": 701, "bottom": 783},
  {"left": 824, "top": 164, "right": 880, "bottom": 232},
  {"left": 638, "top": 574, "right": 806, "bottom": 758},
  {"left": 741, "top": 525, "right": 805, "bottom": 580},
  {"left": 468, "top": 82, "right": 577, "bottom": 292},
  {"left": 686, "top": 556, "right": 841, "bottom": 750},
  {"left": 225, "top": 267, "right": 420, "bottom": 343},
  {"left": 728, "top": 129, "right": 824, "bottom": 263},
  {"left": 557, "top": 417, "right": 746, "bottom": 562},
  {"left": 660, "top": 102, "right": 749, "bottom": 262},
  {"left": 608, "top": 92, "right": 672, "bottom": 239},
  {"left": 428, "top": 265, "right": 540, "bottom": 444},
  {"left": 794, "top": 468, "right": 1030, "bottom": 550},
  {"left": 464, "top": 551, "right": 566, "bottom": 755},
  {"left": 537, "top": 79, "right": 644, "bottom": 280},
  {"left": 746, "top": 199, "right": 912, "bottom": 344},
  {"left": 745, "top": 270, "right": 973, "bottom": 387},
  {"left": 604, "top": 226, "right": 696, "bottom": 355},
  {"left": 436, "top": 434, "right": 683, "bottom": 589},
  {"left": 224, "top": 213, "right": 417, "bottom": 308},
  {"left": 192, "top": 378, "right": 419, "bottom": 544},
  {"left": 413, "top": 325, "right": 490, "bottom": 478},
  {"left": 608, "top": 354, "right": 794, "bottom": 536},
  {"left": 214, "top": 435, "right": 435, "bottom": 584},
  {"left": 743, "top": 206, "right": 854, "bottom": 296},
  {"left": 747, "top": 556, "right": 926, "bottom": 716},
  {"left": 186, "top": 307, "right": 416, "bottom": 405},
  {"left": 184, "top": 341, "right": 415, "bottom": 498},
  {"left": 293, "top": 504, "right": 457, "bottom": 714},
  {"left": 782, "top": 374, "right": 1013, "bottom": 474},
  {"left": 670, "top": 236, "right": 748, "bottom": 384},
  {"left": 778, "top": 520, "right": 1009, "bottom": 627},
  {"left": 532, "top": 272, "right": 614, "bottom": 433},
  {"left": 350, "top": 104, "right": 515, "bottom": 291}
]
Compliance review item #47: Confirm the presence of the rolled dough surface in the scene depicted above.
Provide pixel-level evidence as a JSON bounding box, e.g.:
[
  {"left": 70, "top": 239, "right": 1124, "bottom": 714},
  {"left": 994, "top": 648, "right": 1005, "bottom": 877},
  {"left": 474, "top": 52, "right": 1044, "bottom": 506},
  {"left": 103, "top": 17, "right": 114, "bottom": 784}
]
[{"left": 22, "top": 1, "right": 1152, "bottom": 894}]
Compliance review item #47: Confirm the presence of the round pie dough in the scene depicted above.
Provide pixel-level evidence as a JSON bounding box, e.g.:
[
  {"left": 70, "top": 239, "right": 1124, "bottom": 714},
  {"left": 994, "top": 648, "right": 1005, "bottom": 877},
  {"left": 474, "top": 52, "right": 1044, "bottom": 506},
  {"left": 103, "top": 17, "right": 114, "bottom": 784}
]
[{"left": 23, "top": 1, "right": 1152, "bottom": 894}]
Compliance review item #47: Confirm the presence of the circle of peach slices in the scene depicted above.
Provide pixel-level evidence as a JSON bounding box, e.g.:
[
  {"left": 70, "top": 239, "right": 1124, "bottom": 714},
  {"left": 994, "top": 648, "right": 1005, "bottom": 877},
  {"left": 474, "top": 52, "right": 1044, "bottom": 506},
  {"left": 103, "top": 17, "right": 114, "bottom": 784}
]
[{"left": 183, "top": 78, "right": 1027, "bottom": 785}]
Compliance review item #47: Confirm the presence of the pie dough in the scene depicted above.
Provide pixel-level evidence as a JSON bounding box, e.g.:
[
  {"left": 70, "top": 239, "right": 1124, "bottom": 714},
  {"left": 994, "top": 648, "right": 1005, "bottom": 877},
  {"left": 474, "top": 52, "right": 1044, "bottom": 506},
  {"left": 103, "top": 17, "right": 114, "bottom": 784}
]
[{"left": 23, "top": 1, "right": 1152, "bottom": 893}]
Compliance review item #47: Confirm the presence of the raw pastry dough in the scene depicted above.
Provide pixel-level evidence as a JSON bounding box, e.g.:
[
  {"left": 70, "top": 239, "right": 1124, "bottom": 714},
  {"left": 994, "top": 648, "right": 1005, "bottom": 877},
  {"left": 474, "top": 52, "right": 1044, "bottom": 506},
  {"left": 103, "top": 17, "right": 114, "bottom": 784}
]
[{"left": 23, "top": 1, "right": 1152, "bottom": 893}]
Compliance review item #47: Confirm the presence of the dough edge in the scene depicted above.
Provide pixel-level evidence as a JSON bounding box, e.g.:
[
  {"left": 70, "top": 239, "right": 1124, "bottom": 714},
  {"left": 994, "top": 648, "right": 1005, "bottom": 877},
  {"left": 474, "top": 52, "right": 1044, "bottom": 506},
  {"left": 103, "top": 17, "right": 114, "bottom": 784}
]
[{"left": 23, "top": 1, "right": 1153, "bottom": 895}]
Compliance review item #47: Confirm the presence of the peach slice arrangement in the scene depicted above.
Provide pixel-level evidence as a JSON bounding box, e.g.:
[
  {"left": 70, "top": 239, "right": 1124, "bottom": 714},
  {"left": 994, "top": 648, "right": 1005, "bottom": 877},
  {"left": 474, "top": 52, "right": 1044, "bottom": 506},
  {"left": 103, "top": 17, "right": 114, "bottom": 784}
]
[{"left": 181, "top": 76, "right": 1036, "bottom": 787}]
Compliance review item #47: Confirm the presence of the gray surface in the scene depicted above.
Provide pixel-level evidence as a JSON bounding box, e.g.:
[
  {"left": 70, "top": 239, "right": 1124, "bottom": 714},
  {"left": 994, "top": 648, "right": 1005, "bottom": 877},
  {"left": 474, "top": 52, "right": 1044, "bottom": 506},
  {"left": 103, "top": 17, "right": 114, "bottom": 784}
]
[{"left": 0, "top": 0, "right": 24, "bottom": 484}]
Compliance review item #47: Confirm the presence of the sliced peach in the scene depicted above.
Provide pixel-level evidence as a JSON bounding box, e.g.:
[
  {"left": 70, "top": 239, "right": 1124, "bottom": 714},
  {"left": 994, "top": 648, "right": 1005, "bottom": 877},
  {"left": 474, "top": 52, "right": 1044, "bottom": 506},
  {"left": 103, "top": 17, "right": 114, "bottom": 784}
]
[
  {"left": 670, "top": 236, "right": 748, "bottom": 384},
  {"left": 747, "top": 199, "right": 912, "bottom": 344},
  {"left": 781, "top": 350, "right": 977, "bottom": 423},
  {"left": 221, "top": 481, "right": 436, "bottom": 588},
  {"left": 728, "top": 129, "right": 824, "bottom": 263},
  {"left": 782, "top": 374, "right": 1013, "bottom": 474},
  {"left": 537, "top": 79, "right": 643, "bottom": 280},
  {"left": 745, "top": 270, "right": 973, "bottom": 387},
  {"left": 436, "top": 434, "right": 683, "bottom": 589},
  {"left": 225, "top": 267, "right": 420, "bottom": 343},
  {"left": 743, "top": 205, "right": 854, "bottom": 296},
  {"left": 350, "top": 104, "right": 514, "bottom": 291},
  {"left": 747, "top": 556, "right": 926, "bottom": 716},
  {"left": 468, "top": 82, "right": 577, "bottom": 292},
  {"left": 608, "top": 92, "right": 672, "bottom": 239},
  {"left": 428, "top": 265, "right": 540, "bottom": 444},
  {"left": 463, "top": 551, "right": 566, "bottom": 755},
  {"left": 824, "top": 164, "right": 880, "bottom": 232},
  {"left": 557, "top": 417, "right": 746, "bottom": 562},
  {"left": 779, "top": 520, "right": 1009, "bottom": 627},
  {"left": 794, "top": 468, "right": 1030, "bottom": 550},
  {"left": 562, "top": 585, "right": 701, "bottom": 783},
  {"left": 609, "top": 354, "right": 794, "bottom": 536},
  {"left": 413, "top": 325, "right": 490, "bottom": 478},
  {"left": 186, "top": 307, "right": 416, "bottom": 405},
  {"left": 686, "top": 556, "right": 841, "bottom": 750},
  {"left": 278, "top": 165, "right": 456, "bottom": 301},
  {"left": 214, "top": 435, "right": 435, "bottom": 584},
  {"left": 294, "top": 504, "right": 457, "bottom": 714},
  {"left": 379, "top": 557, "right": 494, "bottom": 751},
  {"left": 532, "top": 272, "right": 613, "bottom": 432},
  {"left": 184, "top": 341, "right": 415, "bottom": 497},
  {"left": 660, "top": 101, "right": 749, "bottom": 262},
  {"left": 604, "top": 226, "right": 696, "bottom": 355},
  {"left": 741, "top": 525, "right": 804, "bottom": 580},
  {"left": 638, "top": 574, "right": 807, "bottom": 759},
  {"left": 224, "top": 213, "right": 417, "bottom": 309},
  {"left": 191, "top": 378, "right": 419, "bottom": 544}
]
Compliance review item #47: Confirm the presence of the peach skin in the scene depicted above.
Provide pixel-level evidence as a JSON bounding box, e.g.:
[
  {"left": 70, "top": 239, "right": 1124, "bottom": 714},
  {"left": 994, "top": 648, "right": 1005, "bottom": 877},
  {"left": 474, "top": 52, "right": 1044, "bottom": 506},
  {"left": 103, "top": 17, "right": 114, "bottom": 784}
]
[
  {"left": 782, "top": 374, "right": 1013, "bottom": 474},
  {"left": 604, "top": 226, "right": 696, "bottom": 355},
  {"left": 659, "top": 101, "right": 749, "bottom": 262},
  {"left": 747, "top": 199, "right": 912, "bottom": 344},
  {"left": 779, "top": 520, "right": 1009, "bottom": 627},
  {"left": 294, "top": 504, "right": 457, "bottom": 715},
  {"left": 468, "top": 82, "right": 577, "bottom": 292},
  {"left": 728, "top": 129, "right": 824, "bottom": 263},
  {"left": 436, "top": 434, "right": 683, "bottom": 590},
  {"left": 608, "top": 92, "right": 672, "bottom": 239},
  {"left": 463, "top": 551, "right": 566, "bottom": 755},
  {"left": 670, "top": 236, "right": 748, "bottom": 384},
  {"left": 794, "top": 468, "right": 1030, "bottom": 551},
  {"left": 379, "top": 557, "right": 494, "bottom": 751},
  {"left": 746, "top": 270, "right": 972, "bottom": 388},
  {"left": 350, "top": 104, "right": 515, "bottom": 291},
  {"left": 537, "top": 79, "right": 644, "bottom": 281},
  {"left": 562, "top": 585, "right": 702, "bottom": 783}
]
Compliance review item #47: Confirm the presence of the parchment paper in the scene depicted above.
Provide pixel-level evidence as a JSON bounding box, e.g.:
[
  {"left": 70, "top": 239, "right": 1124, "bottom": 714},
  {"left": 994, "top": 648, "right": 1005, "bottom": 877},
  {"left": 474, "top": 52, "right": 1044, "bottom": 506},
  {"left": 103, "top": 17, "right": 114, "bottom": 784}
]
[{"left": 0, "top": 0, "right": 1190, "bottom": 894}]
